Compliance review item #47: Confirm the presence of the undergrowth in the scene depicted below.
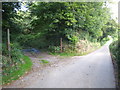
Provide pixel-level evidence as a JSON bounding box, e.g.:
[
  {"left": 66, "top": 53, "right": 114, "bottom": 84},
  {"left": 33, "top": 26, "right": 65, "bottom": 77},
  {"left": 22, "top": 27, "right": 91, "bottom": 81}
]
[
  {"left": 2, "top": 55, "right": 32, "bottom": 85},
  {"left": 2, "top": 43, "right": 32, "bottom": 85},
  {"left": 109, "top": 40, "right": 120, "bottom": 88},
  {"left": 49, "top": 40, "right": 101, "bottom": 56}
]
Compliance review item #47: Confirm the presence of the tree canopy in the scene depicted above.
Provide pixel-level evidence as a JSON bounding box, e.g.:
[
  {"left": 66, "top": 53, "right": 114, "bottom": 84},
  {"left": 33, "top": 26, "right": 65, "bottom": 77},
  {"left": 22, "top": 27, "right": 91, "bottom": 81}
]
[{"left": 2, "top": 2, "right": 118, "bottom": 48}]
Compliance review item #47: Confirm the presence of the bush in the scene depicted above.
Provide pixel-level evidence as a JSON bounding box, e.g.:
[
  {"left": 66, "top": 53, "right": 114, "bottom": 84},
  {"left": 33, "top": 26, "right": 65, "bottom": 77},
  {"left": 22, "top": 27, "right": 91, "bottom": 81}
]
[
  {"left": 100, "top": 37, "right": 110, "bottom": 45},
  {"left": 48, "top": 46, "right": 60, "bottom": 53},
  {"left": 110, "top": 40, "right": 119, "bottom": 63},
  {"left": 2, "top": 43, "right": 24, "bottom": 65},
  {"left": 49, "top": 40, "right": 101, "bottom": 56},
  {"left": 109, "top": 40, "right": 120, "bottom": 87}
]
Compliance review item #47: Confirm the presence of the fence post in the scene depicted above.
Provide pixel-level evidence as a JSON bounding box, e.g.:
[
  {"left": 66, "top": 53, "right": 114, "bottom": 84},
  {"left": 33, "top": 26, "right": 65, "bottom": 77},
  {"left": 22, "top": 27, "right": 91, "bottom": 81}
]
[
  {"left": 7, "top": 29, "right": 11, "bottom": 58},
  {"left": 60, "top": 38, "right": 63, "bottom": 53}
]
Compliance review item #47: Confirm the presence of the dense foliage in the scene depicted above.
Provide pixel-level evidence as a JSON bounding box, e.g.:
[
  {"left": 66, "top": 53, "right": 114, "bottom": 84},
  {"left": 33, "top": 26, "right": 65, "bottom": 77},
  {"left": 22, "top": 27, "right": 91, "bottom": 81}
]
[
  {"left": 15, "top": 2, "right": 118, "bottom": 50},
  {"left": 2, "top": 2, "right": 21, "bottom": 42},
  {"left": 109, "top": 26, "right": 120, "bottom": 87},
  {"left": 110, "top": 40, "right": 120, "bottom": 87}
]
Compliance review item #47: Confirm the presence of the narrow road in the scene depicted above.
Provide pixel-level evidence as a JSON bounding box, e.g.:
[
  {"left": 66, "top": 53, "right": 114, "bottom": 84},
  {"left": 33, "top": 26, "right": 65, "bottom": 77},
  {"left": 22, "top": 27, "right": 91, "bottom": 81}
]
[{"left": 4, "top": 40, "right": 115, "bottom": 88}]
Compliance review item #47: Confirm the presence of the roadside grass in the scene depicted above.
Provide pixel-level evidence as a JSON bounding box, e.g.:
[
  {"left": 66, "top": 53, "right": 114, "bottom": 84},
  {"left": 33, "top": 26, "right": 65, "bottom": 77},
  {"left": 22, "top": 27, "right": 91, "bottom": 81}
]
[
  {"left": 40, "top": 59, "right": 49, "bottom": 64},
  {"left": 49, "top": 52, "right": 85, "bottom": 56},
  {"left": 2, "top": 56, "right": 32, "bottom": 85},
  {"left": 49, "top": 49, "right": 98, "bottom": 56}
]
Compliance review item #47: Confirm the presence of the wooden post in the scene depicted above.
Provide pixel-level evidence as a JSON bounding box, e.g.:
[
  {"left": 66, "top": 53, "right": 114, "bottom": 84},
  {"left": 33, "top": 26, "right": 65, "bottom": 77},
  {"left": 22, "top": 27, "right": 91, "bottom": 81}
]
[
  {"left": 7, "top": 29, "right": 11, "bottom": 58},
  {"left": 60, "top": 38, "right": 63, "bottom": 53}
]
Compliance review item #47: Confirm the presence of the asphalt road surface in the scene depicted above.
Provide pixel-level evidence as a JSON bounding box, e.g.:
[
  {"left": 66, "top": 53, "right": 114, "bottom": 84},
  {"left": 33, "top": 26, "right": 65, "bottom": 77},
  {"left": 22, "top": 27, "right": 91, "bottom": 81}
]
[{"left": 4, "top": 40, "right": 115, "bottom": 88}]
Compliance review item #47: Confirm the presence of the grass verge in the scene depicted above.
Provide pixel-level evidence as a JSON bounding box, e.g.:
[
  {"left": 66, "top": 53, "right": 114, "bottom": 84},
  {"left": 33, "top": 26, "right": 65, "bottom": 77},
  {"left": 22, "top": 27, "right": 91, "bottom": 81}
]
[
  {"left": 40, "top": 59, "right": 49, "bottom": 64},
  {"left": 49, "top": 52, "right": 87, "bottom": 56},
  {"left": 2, "top": 55, "right": 32, "bottom": 85}
]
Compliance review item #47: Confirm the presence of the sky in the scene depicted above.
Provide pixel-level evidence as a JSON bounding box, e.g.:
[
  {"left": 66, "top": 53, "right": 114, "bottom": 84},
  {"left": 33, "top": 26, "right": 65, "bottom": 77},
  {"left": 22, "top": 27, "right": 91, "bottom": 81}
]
[
  {"left": 107, "top": 1, "right": 119, "bottom": 23},
  {"left": 20, "top": 3, "right": 28, "bottom": 11}
]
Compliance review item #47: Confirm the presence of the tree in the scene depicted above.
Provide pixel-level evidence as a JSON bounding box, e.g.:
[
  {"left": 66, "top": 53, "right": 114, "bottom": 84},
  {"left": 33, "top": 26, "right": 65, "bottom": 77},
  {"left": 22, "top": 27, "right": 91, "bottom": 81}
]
[
  {"left": 28, "top": 2, "right": 111, "bottom": 46},
  {"left": 2, "top": 2, "right": 21, "bottom": 42}
]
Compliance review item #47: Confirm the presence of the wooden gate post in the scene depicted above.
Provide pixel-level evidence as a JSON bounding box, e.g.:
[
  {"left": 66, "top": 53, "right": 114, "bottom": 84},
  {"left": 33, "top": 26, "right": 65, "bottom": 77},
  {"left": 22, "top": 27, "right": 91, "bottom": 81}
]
[
  {"left": 7, "top": 29, "right": 11, "bottom": 58},
  {"left": 60, "top": 38, "right": 63, "bottom": 53}
]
